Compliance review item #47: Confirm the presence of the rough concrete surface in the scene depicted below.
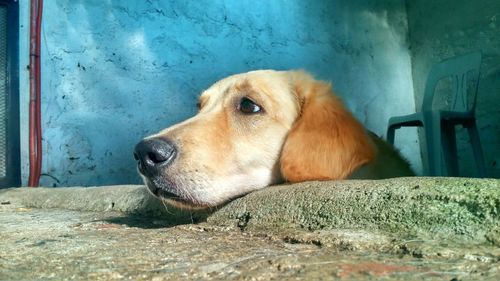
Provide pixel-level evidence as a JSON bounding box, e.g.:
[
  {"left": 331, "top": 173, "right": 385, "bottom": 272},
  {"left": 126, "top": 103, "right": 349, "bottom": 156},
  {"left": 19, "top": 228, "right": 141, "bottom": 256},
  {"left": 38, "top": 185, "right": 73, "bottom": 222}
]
[{"left": 0, "top": 177, "right": 499, "bottom": 280}]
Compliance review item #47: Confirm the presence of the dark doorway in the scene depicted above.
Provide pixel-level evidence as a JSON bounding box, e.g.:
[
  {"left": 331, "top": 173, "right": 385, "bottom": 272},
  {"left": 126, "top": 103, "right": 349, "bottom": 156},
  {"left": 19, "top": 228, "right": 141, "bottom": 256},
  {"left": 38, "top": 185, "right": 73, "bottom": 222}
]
[{"left": 0, "top": 0, "right": 20, "bottom": 187}]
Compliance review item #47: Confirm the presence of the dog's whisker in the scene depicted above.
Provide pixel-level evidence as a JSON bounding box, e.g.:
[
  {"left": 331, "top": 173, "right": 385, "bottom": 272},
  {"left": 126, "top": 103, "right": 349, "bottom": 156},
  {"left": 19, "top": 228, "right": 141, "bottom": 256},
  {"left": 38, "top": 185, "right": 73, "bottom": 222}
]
[
  {"left": 189, "top": 211, "right": 195, "bottom": 224},
  {"left": 160, "top": 198, "right": 174, "bottom": 215}
]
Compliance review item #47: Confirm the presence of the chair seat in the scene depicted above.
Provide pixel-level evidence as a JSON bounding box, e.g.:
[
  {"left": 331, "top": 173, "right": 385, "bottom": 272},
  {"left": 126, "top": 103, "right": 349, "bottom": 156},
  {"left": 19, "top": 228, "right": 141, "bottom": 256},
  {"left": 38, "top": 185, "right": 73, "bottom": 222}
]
[
  {"left": 388, "top": 112, "right": 424, "bottom": 128},
  {"left": 387, "top": 109, "right": 485, "bottom": 177},
  {"left": 439, "top": 110, "right": 476, "bottom": 125},
  {"left": 389, "top": 110, "right": 475, "bottom": 128}
]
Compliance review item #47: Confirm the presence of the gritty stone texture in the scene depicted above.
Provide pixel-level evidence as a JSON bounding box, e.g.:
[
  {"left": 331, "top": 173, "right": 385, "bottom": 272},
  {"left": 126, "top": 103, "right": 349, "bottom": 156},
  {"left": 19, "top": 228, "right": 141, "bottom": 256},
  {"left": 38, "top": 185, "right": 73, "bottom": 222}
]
[
  {"left": 209, "top": 177, "right": 500, "bottom": 243},
  {"left": 17, "top": 0, "right": 421, "bottom": 187},
  {"left": 2, "top": 208, "right": 497, "bottom": 281},
  {"left": 0, "top": 178, "right": 499, "bottom": 280},
  {"left": 406, "top": 0, "right": 500, "bottom": 177},
  {"left": 2, "top": 184, "right": 201, "bottom": 222}
]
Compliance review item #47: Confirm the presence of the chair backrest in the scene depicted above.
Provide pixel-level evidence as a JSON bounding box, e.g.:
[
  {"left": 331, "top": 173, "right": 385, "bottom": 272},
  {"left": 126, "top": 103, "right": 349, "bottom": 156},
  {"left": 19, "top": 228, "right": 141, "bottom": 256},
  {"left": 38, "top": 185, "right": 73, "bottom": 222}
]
[{"left": 422, "top": 52, "right": 482, "bottom": 112}]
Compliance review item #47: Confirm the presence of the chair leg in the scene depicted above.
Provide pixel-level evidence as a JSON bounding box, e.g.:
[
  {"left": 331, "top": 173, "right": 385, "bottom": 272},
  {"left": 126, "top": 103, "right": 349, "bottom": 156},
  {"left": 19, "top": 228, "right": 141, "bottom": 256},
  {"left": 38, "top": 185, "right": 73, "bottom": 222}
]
[
  {"left": 466, "top": 121, "right": 487, "bottom": 178},
  {"left": 387, "top": 125, "right": 397, "bottom": 145},
  {"left": 423, "top": 112, "right": 443, "bottom": 176},
  {"left": 441, "top": 123, "right": 459, "bottom": 176}
]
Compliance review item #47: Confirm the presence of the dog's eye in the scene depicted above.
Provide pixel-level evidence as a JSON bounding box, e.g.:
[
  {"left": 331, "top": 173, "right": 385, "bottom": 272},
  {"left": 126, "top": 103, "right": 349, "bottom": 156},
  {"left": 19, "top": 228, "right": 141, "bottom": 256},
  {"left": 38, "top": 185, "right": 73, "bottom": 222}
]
[
  {"left": 196, "top": 101, "right": 201, "bottom": 110},
  {"left": 238, "top": 97, "right": 262, "bottom": 114}
]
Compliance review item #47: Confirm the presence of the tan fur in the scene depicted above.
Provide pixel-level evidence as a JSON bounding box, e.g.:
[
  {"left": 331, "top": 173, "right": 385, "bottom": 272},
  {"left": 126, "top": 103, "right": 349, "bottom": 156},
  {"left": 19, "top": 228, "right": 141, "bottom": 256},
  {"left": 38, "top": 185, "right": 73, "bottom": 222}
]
[
  {"left": 141, "top": 70, "right": 413, "bottom": 208},
  {"left": 280, "top": 72, "right": 375, "bottom": 181}
]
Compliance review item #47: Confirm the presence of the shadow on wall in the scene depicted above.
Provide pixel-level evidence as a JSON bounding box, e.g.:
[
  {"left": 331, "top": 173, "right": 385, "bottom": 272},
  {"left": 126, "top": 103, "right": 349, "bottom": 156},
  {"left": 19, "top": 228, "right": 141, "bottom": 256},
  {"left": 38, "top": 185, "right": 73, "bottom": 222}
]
[{"left": 36, "top": 0, "right": 419, "bottom": 186}]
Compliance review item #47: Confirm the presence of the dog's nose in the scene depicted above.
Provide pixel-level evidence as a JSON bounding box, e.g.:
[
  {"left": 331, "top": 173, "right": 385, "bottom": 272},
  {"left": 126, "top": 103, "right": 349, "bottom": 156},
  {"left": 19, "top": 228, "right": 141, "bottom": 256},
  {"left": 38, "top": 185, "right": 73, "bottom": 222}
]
[{"left": 133, "top": 138, "right": 176, "bottom": 176}]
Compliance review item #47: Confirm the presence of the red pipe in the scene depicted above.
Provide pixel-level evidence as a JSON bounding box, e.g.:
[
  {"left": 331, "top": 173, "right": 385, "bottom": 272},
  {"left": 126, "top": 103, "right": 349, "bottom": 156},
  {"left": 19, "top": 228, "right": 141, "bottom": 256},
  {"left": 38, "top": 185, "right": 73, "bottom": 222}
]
[{"left": 28, "top": 0, "right": 43, "bottom": 187}]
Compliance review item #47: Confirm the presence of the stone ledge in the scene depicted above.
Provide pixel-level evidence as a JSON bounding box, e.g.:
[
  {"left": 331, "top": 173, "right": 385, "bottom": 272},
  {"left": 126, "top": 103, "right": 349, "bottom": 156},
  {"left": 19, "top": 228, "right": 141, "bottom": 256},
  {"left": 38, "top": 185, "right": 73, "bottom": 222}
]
[
  {"left": 1, "top": 177, "right": 499, "bottom": 246},
  {"left": 210, "top": 177, "right": 500, "bottom": 244}
]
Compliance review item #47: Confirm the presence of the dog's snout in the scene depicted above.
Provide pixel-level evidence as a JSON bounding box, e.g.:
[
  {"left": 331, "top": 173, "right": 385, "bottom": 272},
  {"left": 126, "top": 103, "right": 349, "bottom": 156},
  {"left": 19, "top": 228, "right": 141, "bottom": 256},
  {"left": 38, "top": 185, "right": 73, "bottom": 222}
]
[{"left": 134, "top": 138, "right": 176, "bottom": 176}]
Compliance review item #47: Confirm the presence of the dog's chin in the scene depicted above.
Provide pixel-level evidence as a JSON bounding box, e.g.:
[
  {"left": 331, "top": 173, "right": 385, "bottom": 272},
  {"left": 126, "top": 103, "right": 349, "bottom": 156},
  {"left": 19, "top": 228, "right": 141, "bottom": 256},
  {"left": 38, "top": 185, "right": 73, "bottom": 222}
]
[
  {"left": 162, "top": 197, "right": 211, "bottom": 210},
  {"left": 143, "top": 179, "right": 213, "bottom": 210}
]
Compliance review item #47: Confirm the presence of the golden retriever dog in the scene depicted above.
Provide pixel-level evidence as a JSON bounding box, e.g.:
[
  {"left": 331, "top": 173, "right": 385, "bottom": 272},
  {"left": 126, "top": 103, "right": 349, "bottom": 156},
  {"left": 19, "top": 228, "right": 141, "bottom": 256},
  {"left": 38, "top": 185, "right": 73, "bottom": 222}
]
[{"left": 134, "top": 70, "right": 414, "bottom": 209}]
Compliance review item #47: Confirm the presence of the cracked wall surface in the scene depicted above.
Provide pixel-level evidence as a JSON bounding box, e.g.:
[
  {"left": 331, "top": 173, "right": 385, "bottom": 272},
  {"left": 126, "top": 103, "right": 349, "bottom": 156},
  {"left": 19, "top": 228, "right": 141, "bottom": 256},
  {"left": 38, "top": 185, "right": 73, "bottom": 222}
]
[{"left": 18, "top": 0, "right": 420, "bottom": 186}]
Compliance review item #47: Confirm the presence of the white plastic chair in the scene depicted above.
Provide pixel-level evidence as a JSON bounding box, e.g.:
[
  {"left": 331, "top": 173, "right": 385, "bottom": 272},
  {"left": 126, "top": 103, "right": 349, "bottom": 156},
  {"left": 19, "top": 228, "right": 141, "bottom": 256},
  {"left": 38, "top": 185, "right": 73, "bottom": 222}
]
[{"left": 387, "top": 52, "right": 486, "bottom": 177}]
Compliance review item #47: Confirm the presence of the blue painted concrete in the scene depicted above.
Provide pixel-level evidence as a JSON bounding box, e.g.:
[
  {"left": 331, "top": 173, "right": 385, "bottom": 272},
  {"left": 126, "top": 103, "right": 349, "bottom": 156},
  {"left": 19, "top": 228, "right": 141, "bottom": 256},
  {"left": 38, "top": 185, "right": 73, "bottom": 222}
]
[{"left": 19, "top": 0, "right": 421, "bottom": 186}]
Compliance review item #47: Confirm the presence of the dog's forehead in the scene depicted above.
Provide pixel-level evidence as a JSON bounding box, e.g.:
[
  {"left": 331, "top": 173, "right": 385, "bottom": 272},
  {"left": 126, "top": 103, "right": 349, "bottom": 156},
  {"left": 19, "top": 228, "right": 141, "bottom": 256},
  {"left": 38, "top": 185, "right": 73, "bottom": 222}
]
[{"left": 200, "top": 70, "right": 289, "bottom": 101}]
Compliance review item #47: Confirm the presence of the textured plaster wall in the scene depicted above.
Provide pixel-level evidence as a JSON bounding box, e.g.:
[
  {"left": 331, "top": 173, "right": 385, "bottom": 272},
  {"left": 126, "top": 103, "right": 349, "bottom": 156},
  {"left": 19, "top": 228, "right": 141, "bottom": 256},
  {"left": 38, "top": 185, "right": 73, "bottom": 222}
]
[
  {"left": 18, "top": 0, "right": 420, "bottom": 186},
  {"left": 406, "top": 0, "right": 500, "bottom": 178}
]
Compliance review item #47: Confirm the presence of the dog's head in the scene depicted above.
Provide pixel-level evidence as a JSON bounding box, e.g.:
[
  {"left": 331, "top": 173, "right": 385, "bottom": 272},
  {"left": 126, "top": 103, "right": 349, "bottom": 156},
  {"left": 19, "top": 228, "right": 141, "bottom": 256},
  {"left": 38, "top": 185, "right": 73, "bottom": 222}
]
[{"left": 134, "top": 70, "right": 374, "bottom": 209}]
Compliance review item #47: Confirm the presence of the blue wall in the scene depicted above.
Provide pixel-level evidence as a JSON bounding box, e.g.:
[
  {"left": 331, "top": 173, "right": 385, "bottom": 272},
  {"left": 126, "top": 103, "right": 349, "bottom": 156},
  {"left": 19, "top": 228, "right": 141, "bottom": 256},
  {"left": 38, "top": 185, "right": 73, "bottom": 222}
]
[{"left": 18, "top": 0, "right": 421, "bottom": 186}]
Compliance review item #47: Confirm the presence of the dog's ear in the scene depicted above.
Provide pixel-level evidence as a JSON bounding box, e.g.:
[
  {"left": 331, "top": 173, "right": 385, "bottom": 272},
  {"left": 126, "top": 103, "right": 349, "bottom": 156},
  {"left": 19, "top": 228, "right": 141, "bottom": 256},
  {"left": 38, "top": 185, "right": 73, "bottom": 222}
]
[{"left": 280, "top": 72, "right": 375, "bottom": 182}]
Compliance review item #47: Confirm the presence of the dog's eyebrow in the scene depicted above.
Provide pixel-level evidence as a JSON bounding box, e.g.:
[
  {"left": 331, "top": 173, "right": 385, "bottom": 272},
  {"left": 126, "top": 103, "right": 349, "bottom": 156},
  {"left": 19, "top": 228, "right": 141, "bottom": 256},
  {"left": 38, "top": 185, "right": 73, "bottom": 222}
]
[
  {"left": 222, "top": 86, "right": 232, "bottom": 96},
  {"left": 234, "top": 80, "right": 252, "bottom": 94}
]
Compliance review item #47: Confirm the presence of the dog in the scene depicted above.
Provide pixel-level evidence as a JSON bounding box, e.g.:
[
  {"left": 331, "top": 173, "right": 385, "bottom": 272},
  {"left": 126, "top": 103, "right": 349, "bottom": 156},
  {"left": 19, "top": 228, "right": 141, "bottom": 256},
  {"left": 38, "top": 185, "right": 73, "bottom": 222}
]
[{"left": 134, "top": 70, "right": 414, "bottom": 209}]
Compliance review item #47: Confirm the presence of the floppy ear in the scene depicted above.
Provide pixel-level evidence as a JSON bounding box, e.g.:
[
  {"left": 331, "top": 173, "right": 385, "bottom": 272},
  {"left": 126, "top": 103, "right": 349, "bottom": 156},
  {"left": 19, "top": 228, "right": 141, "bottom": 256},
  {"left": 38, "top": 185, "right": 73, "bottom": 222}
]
[{"left": 280, "top": 73, "right": 375, "bottom": 182}]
